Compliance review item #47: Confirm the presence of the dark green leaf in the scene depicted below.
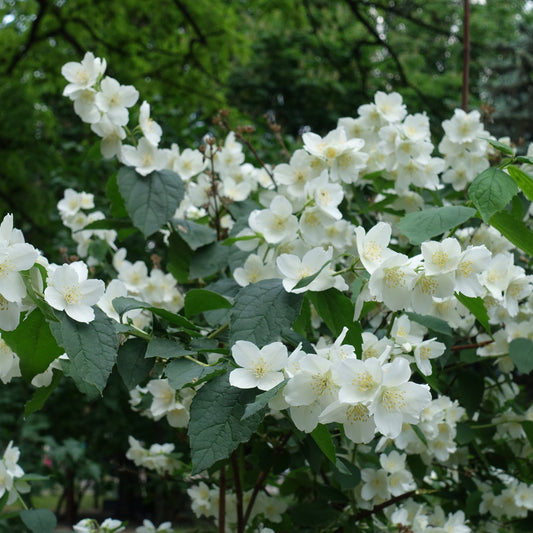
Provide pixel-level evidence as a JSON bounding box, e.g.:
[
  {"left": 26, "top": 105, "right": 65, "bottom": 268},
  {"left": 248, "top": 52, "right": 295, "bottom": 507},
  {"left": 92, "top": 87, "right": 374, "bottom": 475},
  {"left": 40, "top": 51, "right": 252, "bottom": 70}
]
[
  {"left": 20, "top": 509, "right": 57, "bottom": 533},
  {"left": 489, "top": 210, "right": 533, "bottom": 257},
  {"left": 167, "top": 231, "right": 193, "bottom": 283},
  {"left": 230, "top": 279, "right": 303, "bottom": 346},
  {"left": 24, "top": 370, "right": 63, "bottom": 417},
  {"left": 106, "top": 172, "right": 128, "bottom": 218},
  {"left": 189, "top": 242, "right": 230, "bottom": 278},
  {"left": 516, "top": 156, "right": 533, "bottom": 165},
  {"left": 455, "top": 371, "right": 485, "bottom": 417},
  {"left": 112, "top": 296, "right": 199, "bottom": 330},
  {"left": 311, "top": 424, "right": 336, "bottom": 465},
  {"left": 184, "top": 289, "right": 232, "bottom": 317},
  {"left": 306, "top": 288, "right": 355, "bottom": 337},
  {"left": 173, "top": 218, "right": 217, "bottom": 250},
  {"left": 406, "top": 312, "right": 453, "bottom": 337},
  {"left": 117, "top": 167, "right": 185, "bottom": 237},
  {"left": 333, "top": 457, "right": 361, "bottom": 489},
  {"left": 49, "top": 308, "right": 118, "bottom": 396},
  {"left": 507, "top": 165, "right": 533, "bottom": 203},
  {"left": 522, "top": 420, "right": 533, "bottom": 449},
  {"left": 145, "top": 337, "right": 194, "bottom": 359},
  {"left": 455, "top": 292, "right": 492, "bottom": 335},
  {"left": 116, "top": 339, "right": 152, "bottom": 390},
  {"left": 2, "top": 309, "right": 64, "bottom": 381},
  {"left": 188, "top": 373, "right": 263, "bottom": 474},
  {"left": 241, "top": 381, "right": 286, "bottom": 420},
  {"left": 509, "top": 338, "right": 533, "bottom": 374},
  {"left": 166, "top": 358, "right": 227, "bottom": 389},
  {"left": 397, "top": 206, "right": 476, "bottom": 244},
  {"left": 468, "top": 167, "right": 518, "bottom": 222},
  {"left": 293, "top": 259, "right": 332, "bottom": 290}
]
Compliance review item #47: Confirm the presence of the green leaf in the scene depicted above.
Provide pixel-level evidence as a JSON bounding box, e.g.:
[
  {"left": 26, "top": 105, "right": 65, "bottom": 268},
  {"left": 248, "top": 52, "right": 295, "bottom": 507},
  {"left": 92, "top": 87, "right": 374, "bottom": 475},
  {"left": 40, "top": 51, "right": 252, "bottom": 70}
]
[
  {"left": 292, "top": 259, "right": 332, "bottom": 290},
  {"left": 24, "top": 370, "right": 62, "bottom": 417},
  {"left": 117, "top": 167, "right": 185, "bottom": 237},
  {"left": 333, "top": 457, "right": 361, "bottom": 489},
  {"left": 483, "top": 137, "right": 515, "bottom": 156},
  {"left": 489, "top": 210, "right": 533, "bottom": 257},
  {"left": 241, "top": 381, "right": 286, "bottom": 420},
  {"left": 397, "top": 206, "right": 476, "bottom": 245},
  {"left": 188, "top": 373, "right": 263, "bottom": 474},
  {"left": 189, "top": 242, "right": 230, "bottom": 278},
  {"left": 145, "top": 337, "right": 194, "bottom": 358},
  {"left": 2, "top": 309, "right": 64, "bottom": 381},
  {"left": 229, "top": 279, "right": 303, "bottom": 346},
  {"left": 454, "top": 292, "right": 492, "bottom": 335},
  {"left": 454, "top": 371, "right": 485, "bottom": 417},
  {"left": 167, "top": 231, "right": 193, "bottom": 283},
  {"left": 516, "top": 156, "right": 533, "bottom": 165},
  {"left": 184, "top": 289, "right": 232, "bottom": 317},
  {"left": 306, "top": 288, "right": 356, "bottom": 337},
  {"left": 106, "top": 171, "right": 128, "bottom": 218},
  {"left": 311, "top": 424, "right": 336, "bottom": 465},
  {"left": 112, "top": 297, "right": 199, "bottom": 331},
  {"left": 49, "top": 308, "right": 119, "bottom": 396},
  {"left": 20, "top": 509, "right": 57, "bottom": 533},
  {"left": 509, "top": 338, "right": 533, "bottom": 374},
  {"left": 507, "top": 165, "right": 533, "bottom": 203},
  {"left": 521, "top": 420, "right": 533, "bottom": 449},
  {"left": 173, "top": 218, "right": 217, "bottom": 250},
  {"left": 116, "top": 339, "right": 152, "bottom": 390},
  {"left": 166, "top": 359, "right": 226, "bottom": 389},
  {"left": 468, "top": 167, "right": 518, "bottom": 222},
  {"left": 406, "top": 312, "right": 453, "bottom": 337}
]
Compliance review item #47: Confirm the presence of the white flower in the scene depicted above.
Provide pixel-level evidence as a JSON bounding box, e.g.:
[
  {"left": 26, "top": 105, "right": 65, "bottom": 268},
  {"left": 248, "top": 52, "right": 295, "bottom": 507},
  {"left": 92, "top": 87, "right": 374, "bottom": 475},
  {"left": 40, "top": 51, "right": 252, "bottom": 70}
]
[
  {"left": 121, "top": 137, "right": 169, "bottom": 176},
  {"left": 91, "top": 116, "right": 126, "bottom": 159},
  {"left": 319, "top": 400, "right": 376, "bottom": 443},
  {"left": 369, "top": 357, "right": 431, "bottom": 438},
  {"left": 62, "top": 52, "right": 106, "bottom": 97},
  {"left": 229, "top": 340, "right": 288, "bottom": 391},
  {"left": 355, "top": 222, "right": 395, "bottom": 274},
  {"left": 248, "top": 195, "right": 298, "bottom": 244},
  {"left": 413, "top": 339, "right": 446, "bottom": 376},
  {"left": 136, "top": 519, "right": 173, "bottom": 533},
  {"left": 95, "top": 76, "right": 139, "bottom": 126},
  {"left": 334, "top": 357, "right": 383, "bottom": 404},
  {"left": 100, "top": 518, "right": 126, "bottom": 532},
  {"left": 44, "top": 262, "right": 105, "bottom": 323},
  {"left": 277, "top": 246, "right": 348, "bottom": 294},
  {"left": 374, "top": 91, "right": 407, "bottom": 123},
  {"left": 73, "top": 518, "right": 98, "bottom": 533},
  {"left": 421, "top": 238, "right": 462, "bottom": 276},
  {"left": 139, "top": 101, "right": 163, "bottom": 146},
  {"left": 455, "top": 245, "right": 491, "bottom": 297},
  {"left": 306, "top": 170, "right": 344, "bottom": 219}
]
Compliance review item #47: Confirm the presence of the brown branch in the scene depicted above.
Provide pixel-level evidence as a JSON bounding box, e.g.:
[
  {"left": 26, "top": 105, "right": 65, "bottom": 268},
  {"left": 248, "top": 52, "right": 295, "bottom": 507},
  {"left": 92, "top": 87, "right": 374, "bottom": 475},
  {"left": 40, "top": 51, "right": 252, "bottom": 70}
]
[
  {"left": 352, "top": 490, "right": 416, "bottom": 522},
  {"left": 230, "top": 452, "right": 244, "bottom": 533},
  {"left": 218, "top": 466, "right": 226, "bottom": 533},
  {"left": 451, "top": 339, "right": 493, "bottom": 351},
  {"left": 6, "top": 0, "right": 49, "bottom": 74}
]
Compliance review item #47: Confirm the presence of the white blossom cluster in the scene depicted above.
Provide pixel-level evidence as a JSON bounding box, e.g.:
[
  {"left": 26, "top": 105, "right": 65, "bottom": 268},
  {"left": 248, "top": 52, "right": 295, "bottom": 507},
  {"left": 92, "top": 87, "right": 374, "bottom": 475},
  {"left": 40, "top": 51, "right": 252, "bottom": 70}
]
[
  {"left": 73, "top": 517, "right": 174, "bottom": 533},
  {"left": 125, "top": 436, "right": 181, "bottom": 476},
  {"left": 0, "top": 441, "right": 28, "bottom": 505},
  {"left": 187, "top": 480, "right": 286, "bottom": 533},
  {"left": 229, "top": 329, "right": 432, "bottom": 441},
  {"left": 385, "top": 500, "right": 471, "bottom": 532},
  {"left": 129, "top": 378, "right": 195, "bottom": 428}
]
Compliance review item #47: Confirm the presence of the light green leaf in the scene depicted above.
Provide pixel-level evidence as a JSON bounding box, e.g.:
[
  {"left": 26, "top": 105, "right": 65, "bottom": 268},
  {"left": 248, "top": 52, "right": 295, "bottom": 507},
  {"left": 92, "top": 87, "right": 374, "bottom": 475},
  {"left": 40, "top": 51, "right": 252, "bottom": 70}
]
[
  {"left": 397, "top": 206, "right": 476, "bottom": 244},
  {"left": 468, "top": 167, "right": 518, "bottom": 222},
  {"left": 229, "top": 279, "right": 303, "bottom": 346},
  {"left": 509, "top": 338, "right": 533, "bottom": 374},
  {"left": 507, "top": 165, "right": 533, "bottom": 203},
  {"left": 188, "top": 373, "right": 263, "bottom": 474},
  {"left": 516, "top": 156, "right": 533, "bottom": 165},
  {"left": 2, "top": 309, "right": 64, "bottom": 381},
  {"left": 49, "top": 308, "right": 118, "bottom": 396},
  {"left": 241, "top": 381, "right": 287, "bottom": 420},
  {"left": 311, "top": 424, "right": 336, "bottom": 465},
  {"left": 454, "top": 292, "right": 491, "bottom": 335},
  {"left": 489, "top": 210, "right": 533, "bottom": 257},
  {"left": 173, "top": 218, "right": 217, "bottom": 250},
  {"left": 20, "top": 509, "right": 57, "bottom": 533},
  {"left": 116, "top": 339, "right": 152, "bottom": 390},
  {"left": 117, "top": 167, "right": 185, "bottom": 237},
  {"left": 184, "top": 289, "right": 232, "bottom": 317},
  {"left": 145, "top": 337, "right": 194, "bottom": 359},
  {"left": 483, "top": 137, "right": 515, "bottom": 156},
  {"left": 165, "top": 359, "right": 226, "bottom": 389}
]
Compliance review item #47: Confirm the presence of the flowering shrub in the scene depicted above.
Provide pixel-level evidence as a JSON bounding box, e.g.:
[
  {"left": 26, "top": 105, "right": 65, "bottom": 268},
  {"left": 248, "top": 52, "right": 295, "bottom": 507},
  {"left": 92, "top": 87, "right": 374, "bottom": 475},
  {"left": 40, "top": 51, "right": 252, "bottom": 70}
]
[{"left": 2, "top": 50, "right": 533, "bottom": 532}]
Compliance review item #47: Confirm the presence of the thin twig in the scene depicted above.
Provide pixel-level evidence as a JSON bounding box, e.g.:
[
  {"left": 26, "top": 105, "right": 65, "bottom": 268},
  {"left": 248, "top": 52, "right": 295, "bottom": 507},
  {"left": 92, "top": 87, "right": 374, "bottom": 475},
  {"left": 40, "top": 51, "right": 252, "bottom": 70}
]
[{"left": 231, "top": 452, "right": 244, "bottom": 533}]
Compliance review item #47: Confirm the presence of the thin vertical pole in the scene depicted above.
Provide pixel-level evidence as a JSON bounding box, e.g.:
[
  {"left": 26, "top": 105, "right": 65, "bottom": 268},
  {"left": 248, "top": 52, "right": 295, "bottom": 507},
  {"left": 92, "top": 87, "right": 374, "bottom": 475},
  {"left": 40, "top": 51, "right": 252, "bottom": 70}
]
[{"left": 462, "top": 0, "right": 471, "bottom": 111}]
